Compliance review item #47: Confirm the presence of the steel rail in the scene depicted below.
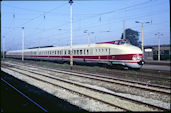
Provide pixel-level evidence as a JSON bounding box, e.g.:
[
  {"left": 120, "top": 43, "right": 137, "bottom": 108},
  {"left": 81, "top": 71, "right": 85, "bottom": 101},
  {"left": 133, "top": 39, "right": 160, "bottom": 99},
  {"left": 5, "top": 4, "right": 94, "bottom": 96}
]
[
  {"left": 29, "top": 65, "right": 171, "bottom": 95},
  {"left": 1, "top": 65, "right": 128, "bottom": 111},
  {"left": 3, "top": 60, "right": 170, "bottom": 90},
  {"left": 2, "top": 61, "right": 170, "bottom": 95},
  {"left": 1, "top": 64, "right": 168, "bottom": 111}
]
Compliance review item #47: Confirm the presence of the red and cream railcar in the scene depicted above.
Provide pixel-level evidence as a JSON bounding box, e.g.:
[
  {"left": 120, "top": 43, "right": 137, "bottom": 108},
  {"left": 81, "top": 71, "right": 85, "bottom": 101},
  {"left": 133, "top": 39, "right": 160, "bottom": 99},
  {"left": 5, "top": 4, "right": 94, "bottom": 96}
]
[{"left": 6, "top": 39, "right": 144, "bottom": 69}]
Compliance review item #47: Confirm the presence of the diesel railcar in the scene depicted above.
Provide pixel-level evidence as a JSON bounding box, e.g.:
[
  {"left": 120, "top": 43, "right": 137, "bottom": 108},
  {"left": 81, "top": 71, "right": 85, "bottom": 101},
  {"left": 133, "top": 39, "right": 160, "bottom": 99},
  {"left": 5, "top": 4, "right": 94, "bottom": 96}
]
[{"left": 5, "top": 39, "right": 144, "bottom": 69}]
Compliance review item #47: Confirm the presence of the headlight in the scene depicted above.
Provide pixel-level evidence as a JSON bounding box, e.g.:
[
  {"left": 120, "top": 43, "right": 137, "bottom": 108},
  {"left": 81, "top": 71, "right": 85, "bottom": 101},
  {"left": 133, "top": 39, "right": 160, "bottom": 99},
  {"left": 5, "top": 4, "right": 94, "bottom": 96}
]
[
  {"left": 132, "top": 55, "right": 137, "bottom": 60},
  {"left": 132, "top": 55, "right": 142, "bottom": 60}
]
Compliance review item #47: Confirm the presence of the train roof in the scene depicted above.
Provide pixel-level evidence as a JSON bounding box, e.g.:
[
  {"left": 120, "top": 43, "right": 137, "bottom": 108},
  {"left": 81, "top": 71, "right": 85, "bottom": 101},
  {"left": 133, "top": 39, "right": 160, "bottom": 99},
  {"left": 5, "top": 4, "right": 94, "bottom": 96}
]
[
  {"left": 6, "top": 41, "right": 132, "bottom": 53},
  {"left": 28, "top": 45, "right": 54, "bottom": 49},
  {"left": 96, "top": 39, "right": 127, "bottom": 45}
]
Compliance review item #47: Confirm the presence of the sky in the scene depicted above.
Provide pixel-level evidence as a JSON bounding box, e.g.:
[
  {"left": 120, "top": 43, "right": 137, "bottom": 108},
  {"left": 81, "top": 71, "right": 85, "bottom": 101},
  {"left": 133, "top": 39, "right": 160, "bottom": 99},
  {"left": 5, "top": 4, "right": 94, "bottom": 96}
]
[{"left": 1, "top": 0, "right": 170, "bottom": 51}]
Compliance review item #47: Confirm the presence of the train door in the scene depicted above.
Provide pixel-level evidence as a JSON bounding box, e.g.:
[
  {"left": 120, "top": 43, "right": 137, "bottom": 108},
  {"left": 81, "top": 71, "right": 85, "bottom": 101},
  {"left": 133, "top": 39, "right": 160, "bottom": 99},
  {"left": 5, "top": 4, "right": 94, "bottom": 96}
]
[{"left": 107, "top": 48, "right": 110, "bottom": 62}]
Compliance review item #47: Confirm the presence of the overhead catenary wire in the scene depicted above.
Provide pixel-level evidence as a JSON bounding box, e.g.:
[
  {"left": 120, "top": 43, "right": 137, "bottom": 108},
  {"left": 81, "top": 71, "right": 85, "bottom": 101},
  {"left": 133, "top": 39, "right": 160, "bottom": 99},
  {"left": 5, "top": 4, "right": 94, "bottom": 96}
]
[
  {"left": 18, "top": 3, "right": 67, "bottom": 27},
  {"left": 2, "top": 0, "right": 160, "bottom": 35}
]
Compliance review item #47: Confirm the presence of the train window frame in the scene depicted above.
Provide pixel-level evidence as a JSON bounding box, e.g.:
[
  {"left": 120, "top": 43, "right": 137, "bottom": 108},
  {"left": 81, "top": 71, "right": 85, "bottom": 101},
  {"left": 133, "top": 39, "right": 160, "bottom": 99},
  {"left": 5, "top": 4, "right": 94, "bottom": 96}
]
[
  {"left": 61, "top": 50, "right": 63, "bottom": 55},
  {"left": 80, "top": 50, "right": 82, "bottom": 55},
  {"left": 87, "top": 49, "right": 89, "bottom": 54},
  {"left": 84, "top": 49, "right": 86, "bottom": 54},
  {"left": 74, "top": 50, "right": 76, "bottom": 55}
]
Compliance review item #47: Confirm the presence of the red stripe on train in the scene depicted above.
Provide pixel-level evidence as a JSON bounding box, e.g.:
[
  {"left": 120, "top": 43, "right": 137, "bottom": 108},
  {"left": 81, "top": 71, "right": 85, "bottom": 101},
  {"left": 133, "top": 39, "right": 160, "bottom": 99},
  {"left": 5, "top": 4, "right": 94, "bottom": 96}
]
[{"left": 6, "top": 54, "right": 142, "bottom": 60}]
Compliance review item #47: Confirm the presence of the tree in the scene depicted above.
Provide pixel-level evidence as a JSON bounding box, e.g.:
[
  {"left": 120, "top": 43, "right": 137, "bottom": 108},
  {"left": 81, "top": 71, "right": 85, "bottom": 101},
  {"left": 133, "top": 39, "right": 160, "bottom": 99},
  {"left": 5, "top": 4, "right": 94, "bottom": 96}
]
[{"left": 121, "top": 28, "right": 141, "bottom": 47}]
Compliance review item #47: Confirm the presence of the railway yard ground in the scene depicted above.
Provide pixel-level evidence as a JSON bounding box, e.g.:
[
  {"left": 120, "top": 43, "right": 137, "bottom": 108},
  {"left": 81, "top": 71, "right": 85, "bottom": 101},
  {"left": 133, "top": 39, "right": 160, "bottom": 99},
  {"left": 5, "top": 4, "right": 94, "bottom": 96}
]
[{"left": 1, "top": 58, "right": 171, "bottom": 112}]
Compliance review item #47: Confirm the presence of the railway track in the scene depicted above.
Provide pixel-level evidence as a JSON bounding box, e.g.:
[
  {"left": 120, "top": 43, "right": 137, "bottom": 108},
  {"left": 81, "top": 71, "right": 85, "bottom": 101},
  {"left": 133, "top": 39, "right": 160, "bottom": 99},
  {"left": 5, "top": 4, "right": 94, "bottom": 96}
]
[
  {"left": 2, "top": 61, "right": 170, "bottom": 92},
  {"left": 3, "top": 59, "right": 171, "bottom": 85},
  {"left": 2, "top": 61, "right": 171, "bottom": 107},
  {"left": 1, "top": 61, "right": 170, "bottom": 111}
]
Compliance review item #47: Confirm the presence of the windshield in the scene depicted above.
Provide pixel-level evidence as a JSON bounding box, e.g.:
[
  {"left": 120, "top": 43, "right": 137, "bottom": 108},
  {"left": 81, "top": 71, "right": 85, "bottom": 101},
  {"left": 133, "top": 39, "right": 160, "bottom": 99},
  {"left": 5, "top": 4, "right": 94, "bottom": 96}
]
[{"left": 119, "top": 40, "right": 130, "bottom": 45}]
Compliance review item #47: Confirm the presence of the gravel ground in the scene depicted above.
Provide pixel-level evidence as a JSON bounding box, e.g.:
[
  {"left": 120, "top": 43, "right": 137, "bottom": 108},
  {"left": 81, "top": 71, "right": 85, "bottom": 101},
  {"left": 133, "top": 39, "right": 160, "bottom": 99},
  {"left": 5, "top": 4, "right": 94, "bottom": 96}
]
[
  {"left": 1, "top": 68, "right": 123, "bottom": 111},
  {"left": 18, "top": 63, "right": 171, "bottom": 103},
  {"left": 3, "top": 58, "right": 170, "bottom": 86},
  {"left": 142, "top": 64, "right": 170, "bottom": 71},
  {"left": 1, "top": 59, "right": 170, "bottom": 111},
  {"left": 2, "top": 61, "right": 171, "bottom": 104},
  {"left": 1, "top": 66, "right": 169, "bottom": 111}
]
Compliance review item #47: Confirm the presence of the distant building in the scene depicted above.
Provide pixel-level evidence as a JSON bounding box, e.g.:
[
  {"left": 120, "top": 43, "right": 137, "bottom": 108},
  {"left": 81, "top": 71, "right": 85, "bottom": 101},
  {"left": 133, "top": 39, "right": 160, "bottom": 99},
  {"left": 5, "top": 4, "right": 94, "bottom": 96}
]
[{"left": 144, "top": 44, "right": 170, "bottom": 61}]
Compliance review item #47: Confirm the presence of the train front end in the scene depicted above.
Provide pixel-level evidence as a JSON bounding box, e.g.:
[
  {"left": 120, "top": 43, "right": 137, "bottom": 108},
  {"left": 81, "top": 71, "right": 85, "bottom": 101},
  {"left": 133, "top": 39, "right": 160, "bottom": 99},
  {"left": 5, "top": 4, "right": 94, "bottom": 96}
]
[
  {"left": 125, "top": 53, "right": 145, "bottom": 69},
  {"left": 121, "top": 44, "right": 145, "bottom": 69},
  {"left": 108, "top": 39, "right": 145, "bottom": 69}
]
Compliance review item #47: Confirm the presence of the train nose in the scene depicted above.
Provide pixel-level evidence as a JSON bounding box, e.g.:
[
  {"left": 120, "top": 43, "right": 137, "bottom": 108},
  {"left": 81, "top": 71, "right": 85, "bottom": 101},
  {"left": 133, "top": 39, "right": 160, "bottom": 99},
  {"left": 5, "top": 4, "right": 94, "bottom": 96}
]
[{"left": 137, "top": 60, "right": 145, "bottom": 65}]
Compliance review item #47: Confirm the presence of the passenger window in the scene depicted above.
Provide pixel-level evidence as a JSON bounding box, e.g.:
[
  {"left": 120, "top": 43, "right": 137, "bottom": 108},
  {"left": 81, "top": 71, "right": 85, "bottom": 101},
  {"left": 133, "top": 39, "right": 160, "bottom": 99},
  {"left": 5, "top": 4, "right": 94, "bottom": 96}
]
[
  {"left": 77, "top": 50, "right": 79, "bottom": 55},
  {"left": 80, "top": 50, "right": 82, "bottom": 55},
  {"left": 87, "top": 50, "right": 89, "bottom": 54},
  {"left": 84, "top": 49, "right": 86, "bottom": 54},
  {"left": 61, "top": 50, "right": 63, "bottom": 55},
  {"left": 74, "top": 50, "right": 76, "bottom": 55}
]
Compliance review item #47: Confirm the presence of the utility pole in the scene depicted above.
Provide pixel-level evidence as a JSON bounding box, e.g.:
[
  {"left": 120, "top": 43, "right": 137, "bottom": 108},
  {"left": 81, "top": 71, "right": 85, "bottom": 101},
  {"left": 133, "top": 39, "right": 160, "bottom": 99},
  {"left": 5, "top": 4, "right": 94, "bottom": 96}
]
[
  {"left": 83, "top": 30, "right": 94, "bottom": 46},
  {"left": 88, "top": 33, "right": 90, "bottom": 46},
  {"left": 69, "top": 0, "right": 73, "bottom": 70},
  {"left": 155, "top": 32, "right": 163, "bottom": 61},
  {"left": 158, "top": 36, "right": 160, "bottom": 61},
  {"left": 141, "top": 23, "right": 144, "bottom": 54},
  {"left": 123, "top": 20, "right": 126, "bottom": 39},
  {"left": 135, "top": 21, "right": 150, "bottom": 55},
  {"left": 22, "top": 27, "right": 24, "bottom": 61},
  {"left": 3, "top": 36, "right": 5, "bottom": 59}
]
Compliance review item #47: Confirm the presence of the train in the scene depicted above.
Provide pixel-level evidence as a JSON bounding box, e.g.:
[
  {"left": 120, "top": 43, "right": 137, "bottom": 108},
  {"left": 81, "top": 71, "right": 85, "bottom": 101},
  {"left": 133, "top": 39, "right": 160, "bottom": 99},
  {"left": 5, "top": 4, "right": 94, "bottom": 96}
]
[{"left": 5, "top": 39, "right": 144, "bottom": 69}]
